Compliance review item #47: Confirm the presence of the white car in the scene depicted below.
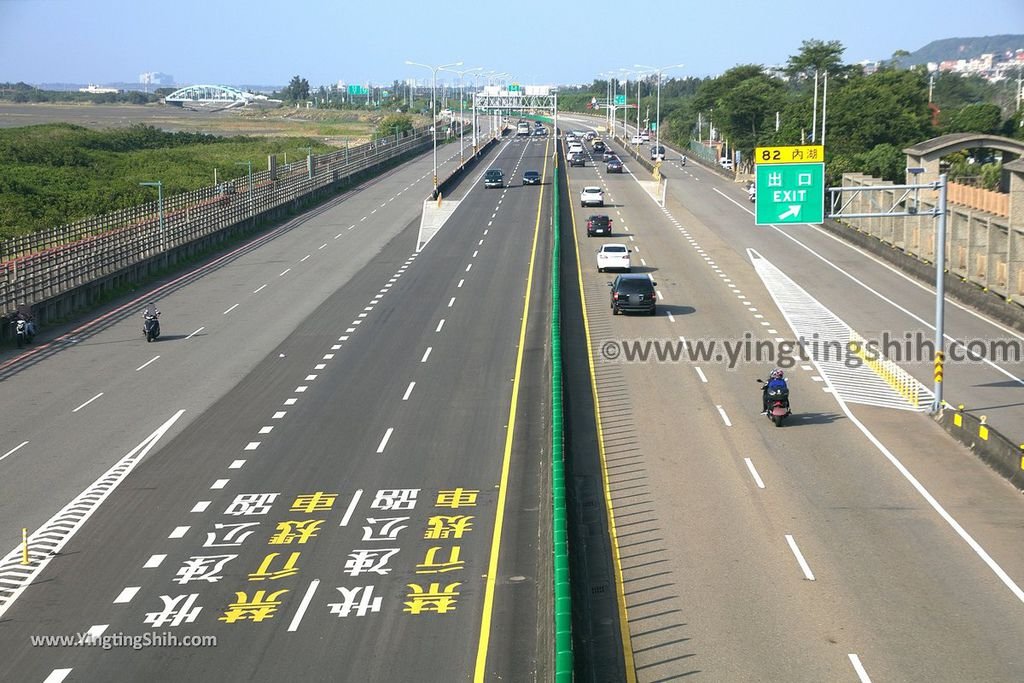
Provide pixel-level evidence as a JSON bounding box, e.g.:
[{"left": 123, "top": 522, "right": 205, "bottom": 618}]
[
  {"left": 580, "top": 186, "right": 604, "bottom": 207},
  {"left": 597, "top": 243, "right": 631, "bottom": 272},
  {"left": 719, "top": 157, "right": 734, "bottom": 170},
  {"left": 630, "top": 134, "right": 643, "bottom": 144},
  {"left": 640, "top": 132, "right": 650, "bottom": 142}
]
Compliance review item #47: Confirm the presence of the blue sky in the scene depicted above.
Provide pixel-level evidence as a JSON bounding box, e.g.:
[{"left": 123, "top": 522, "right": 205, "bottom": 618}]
[{"left": 1, "top": 0, "right": 1022, "bottom": 88}]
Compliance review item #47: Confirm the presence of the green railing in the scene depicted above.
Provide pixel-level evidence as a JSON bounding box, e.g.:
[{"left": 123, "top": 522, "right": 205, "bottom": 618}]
[{"left": 550, "top": 133, "right": 573, "bottom": 681}]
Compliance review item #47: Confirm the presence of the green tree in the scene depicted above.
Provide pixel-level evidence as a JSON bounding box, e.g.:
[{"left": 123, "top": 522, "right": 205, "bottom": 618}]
[
  {"left": 855, "top": 143, "right": 905, "bottom": 182},
  {"left": 944, "top": 102, "right": 1002, "bottom": 134},
  {"left": 785, "top": 39, "right": 846, "bottom": 79},
  {"left": 285, "top": 75, "right": 310, "bottom": 102},
  {"left": 377, "top": 113, "right": 413, "bottom": 138}
]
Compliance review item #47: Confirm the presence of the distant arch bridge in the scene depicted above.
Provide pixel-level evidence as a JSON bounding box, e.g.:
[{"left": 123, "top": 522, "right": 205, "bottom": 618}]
[
  {"left": 164, "top": 84, "right": 281, "bottom": 111},
  {"left": 904, "top": 133, "right": 1024, "bottom": 187}
]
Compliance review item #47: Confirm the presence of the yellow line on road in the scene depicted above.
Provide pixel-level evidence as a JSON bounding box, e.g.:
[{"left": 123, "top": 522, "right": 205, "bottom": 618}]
[
  {"left": 474, "top": 137, "right": 550, "bottom": 681},
  {"left": 566, "top": 167, "right": 638, "bottom": 681}
]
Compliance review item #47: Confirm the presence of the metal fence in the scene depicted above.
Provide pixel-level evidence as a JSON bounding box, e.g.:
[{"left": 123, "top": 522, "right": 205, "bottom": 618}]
[{"left": 0, "top": 128, "right": 438, "bottom": 316}]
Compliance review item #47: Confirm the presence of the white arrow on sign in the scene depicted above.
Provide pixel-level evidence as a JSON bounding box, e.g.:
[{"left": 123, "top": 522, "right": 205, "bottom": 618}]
[{"left": 778, "top": 205, "right": 801, "bottom": 220}]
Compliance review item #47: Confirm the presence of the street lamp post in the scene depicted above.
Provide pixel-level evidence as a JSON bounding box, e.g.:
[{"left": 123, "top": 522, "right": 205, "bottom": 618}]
[
  {"left": 635, "top": 63, "right": 685, "bottom": 159},
  {"left": 139, "top": 181, "right": 164, "bottom": 255},
  {"left": 235, "top": 160, "right": 253, "bottom": 216},
  {"left": 407, "top": 59, "right": 463, "bottom": 197},
  {"left": 441, "top": 66, "right": 482, "bottom": 167},
  {"left": 301, "top": 146, "right": 313, "bottom": 179}
]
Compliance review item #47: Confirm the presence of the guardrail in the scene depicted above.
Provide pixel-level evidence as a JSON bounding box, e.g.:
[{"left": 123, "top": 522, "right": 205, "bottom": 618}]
[
  {"left": 937, "top": 404, "right": 1024, "bottom": 490},
  {"left": 550, "top": 158, "right": 573, "bottom": 681},
  {"left": 0, "top": 127, "right": 440, "bottom": 329}
]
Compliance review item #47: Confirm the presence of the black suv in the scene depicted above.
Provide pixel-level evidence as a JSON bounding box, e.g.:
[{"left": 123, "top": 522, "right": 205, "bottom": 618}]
[
  {"left": 586, "top": 215, "right": 612, "bottom": 237},
  {"left": 609, "top": 274, "right": 658, "bottom": 316},
  {"left": 569, "top": 153, "right": 585, "bottom": 167}
]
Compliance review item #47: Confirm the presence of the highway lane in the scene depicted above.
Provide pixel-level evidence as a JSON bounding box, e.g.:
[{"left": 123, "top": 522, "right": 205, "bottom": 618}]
[
  {"left": 580, "top": 112, "right": 1024, "bottom": 446},
  {"left": 562, "top": 124, "right": 1024, "bottom": 681},
  {"left": 0, "top": 139, "right": 476, "bottom": 551},
  {"left": 0, "top": 132, "right": 554, "bottom": 680}
]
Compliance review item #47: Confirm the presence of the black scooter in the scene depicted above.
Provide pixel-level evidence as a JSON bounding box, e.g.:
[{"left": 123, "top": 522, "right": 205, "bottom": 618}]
[{"left": 143, "top": 312, "right": 161, "bottom": 342}]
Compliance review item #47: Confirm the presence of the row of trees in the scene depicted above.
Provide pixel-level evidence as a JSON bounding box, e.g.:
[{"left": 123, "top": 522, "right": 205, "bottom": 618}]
[{"left": 563, "top": 40, "right": 1024, "bottom": 187}]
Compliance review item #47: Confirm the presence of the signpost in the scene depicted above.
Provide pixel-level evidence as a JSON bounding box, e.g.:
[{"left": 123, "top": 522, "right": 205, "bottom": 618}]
[
  {"left": 754, "top": 145, "right": 825, "bottom": 225},
  {"left": 614, "top": 94, "right": 625, "bottom": 106}
]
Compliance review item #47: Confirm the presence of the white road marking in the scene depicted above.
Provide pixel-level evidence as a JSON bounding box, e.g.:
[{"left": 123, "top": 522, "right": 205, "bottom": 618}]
[
  {"left": 785, "top": 534, "right": 815, "bottom": 580},
  {"left": 223, "top": 303, "right": 239, "bottom": 315},
  {"left": 254, "top": 284, "right": 268, "bottom": 293},
  {"left": 448, "top": 297, "right": 456, "bottom": 307},
  {"left": 472, "top": 250, "right": 478, "bottom": 258},
  {"left": 168, "top": 526, "right": 189, "bottom": 539},
  {"left": 135, "top": 356, "right": 160, "bottom": 371},
  {"left": 259, "top": 426, "right": 274, "bottom": 434},
  {"left": 0, "top": 441, "right": 28, "bottom": 462},
  {"left": 287, "top": 579, "right": 320, "bottom": 632},
  {"left": 657, "top": 290, "right": 664, "bottom": 300},
  {"left": 346, "top": 327, "right": 356, "bottom": 333},
  {"left": 72, "top": 393, "right": 104, "bottom": 413},
  {"left": 230, "top": 460, "right": 246, "bottom": 469},
  {"left": 191, "top": 501, "right": 210, "bottom": 512},
  {"left": 715, "top": 405, "right": 732, "bottom": 427},
  {"left": 848, "top": 654, "right": 872, "bottom": 683},
  {"left": 340, "top": 489, "right": 363, "bottom": 526},
  {"left": 113, "top": 586, "right": 140, "bottom": 604},
  {"left": 284, "top": 398, "right": 297, "bottom": 405},
  {"left": 186, "top": 327, "right": 204, "bottom": 340},
  {"left": 376, "top": 428, "right": 394, "bottom": 454},
  {"left": 402, "top": 382, "right": 416, "bottom": 401},
  {"left": 436, "top": 319, "right": 445, "bottom": 332},
  {"left": 245, "top": 442, "right": 260, "bottom": 450},
  {"left": 279, "top": 268, "right": 291, "bottom": 276},
  {"left": 667, "top": 312, "right": 675, "bottom": 323},
  {"left": 143, "top": 554, "right": 166, "bottom": 568},
  {"left": 315, "top": 364, "right": 326, "bottom": 370},
  {"left": 466, "top": 263, "right": 473, "bottom": 272},
  {"left": 295, "top": 386, "right": 308, "bottom": 392},
  {"left": 640, "top": 258, "right": 647, "bottom": 266},
  {"left": 43, "top": 669, "right": 72, "bottom": 683},
  {"left": 86, "top": 624, "right": 108, "bottom": 640},
  {"left": 695, "top": 367, "right": 708, "bottom": 383},
  {"left": 305, "top": 374, "right": 318, "bottom": 380},
  {"left": 479, "top": 239, "right": 484, "bottom": 246},
  {"left": 421, "top": 347, "right": 432, "bottom": 363},
  {"left": 300, "top": 254, "right": 311, "bottom": 262},
  {"left": 744, "top": 458, "right": 766, "bottom": 489},
  {"left": 458, "top": 279, "right": 465, "bottom": 288},
  {"left": 211, "top": 479, "right": 229, "bottom": 490},
  {"left": 484, "top": 229, "right": 489, "bottom": 235}
]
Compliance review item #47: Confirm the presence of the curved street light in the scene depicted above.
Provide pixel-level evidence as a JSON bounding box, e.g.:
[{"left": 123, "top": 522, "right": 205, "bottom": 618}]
[
  {"left": 440, "top": 65, "right": 482, "bottom": 166},
  {"left": 634, "top": 63, "right": 685, "bottom": 159},
  {"left": 406, "top": 60, "right": 463, "bottom": 195}
]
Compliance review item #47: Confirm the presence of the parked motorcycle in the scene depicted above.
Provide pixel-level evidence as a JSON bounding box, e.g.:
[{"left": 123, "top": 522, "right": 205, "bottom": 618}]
[
  {"left": 143, "top": 309, "right": 161, "bottom": 342},
  {"left": 747, "top": 182, "right": 756, "bottom": 203},
  {"left": 12, "top": 315, "right": 34, "bottom": 348},
  {"left": 757, "top": 378, "right": 791, "bottom": 427}
]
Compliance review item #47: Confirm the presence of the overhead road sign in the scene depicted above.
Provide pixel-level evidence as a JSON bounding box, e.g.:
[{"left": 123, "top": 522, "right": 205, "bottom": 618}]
[
  {"left": 755, "top": 162, "right": 825, "bottom": 225},
  {"left": 755, "top": 145, "right": 824, "bottom": 164}
]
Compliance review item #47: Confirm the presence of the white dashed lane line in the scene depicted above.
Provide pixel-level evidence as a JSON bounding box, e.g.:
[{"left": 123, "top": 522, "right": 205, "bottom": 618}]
[
  {"left": 436, "top": 319, "right": 445, "bottom": 332},
  {"left": 223, "top": 304, "right": 239, "bottom": 315},
  {"left": 744, "top": 458, "right": 766, "bottom": 489},
  {"left": 785, "top": 534, "right": 816, "bottom": 580},
  {"left": 376, "top": 427, "right": 395, "bottom": 454},
  {"left": 135, "top": 356, "right": 159, "bottom": 372},
  {"left": 72, "top": 393, "right": 103, "bottom": 413},
  {"left": 402, "top": 382, "right": 416, "bottom": 401},
  {"left": 113, "top": 586, "right": 140, "bottom": 604},
  {"left": 421, "top": 347, "right": 432, "bottom": 363}
]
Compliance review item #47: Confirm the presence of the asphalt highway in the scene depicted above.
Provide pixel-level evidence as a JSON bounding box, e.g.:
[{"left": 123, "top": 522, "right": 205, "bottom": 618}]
[
  {"left": 0, "top": 131, "right": 553, "bottom": 681},
  {"left": 560, "top": 119, "right": 1024, "bottom": 682}
]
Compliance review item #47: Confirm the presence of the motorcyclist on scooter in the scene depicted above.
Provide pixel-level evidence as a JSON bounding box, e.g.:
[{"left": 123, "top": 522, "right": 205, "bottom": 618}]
[
  {"left": 13, "top": 308, "right": 36, "bottom": 340},
  {"left": 762, "top": 368, "right": 789, "bottom": 414}
]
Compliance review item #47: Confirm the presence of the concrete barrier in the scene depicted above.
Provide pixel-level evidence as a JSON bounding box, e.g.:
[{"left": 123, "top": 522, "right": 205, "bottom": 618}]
[
  {"left": 431, "top": 135, "right": 502, "bottom": 200},
  {"left": 935, "top": 405, "right": 1024, "bottom": 490}
]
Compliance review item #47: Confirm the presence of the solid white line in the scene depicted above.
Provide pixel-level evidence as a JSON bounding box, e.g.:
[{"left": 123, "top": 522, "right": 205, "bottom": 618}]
[
  {"left": 135, "top": 356, "right": 160, "bottom": 371},
  {"left": 186, "top": 327, "right": 204, "bottom": 340},
  {"left": 113, "top": 586, "right": 140, "bottom": 604},
  {"left": 744, "top": 458, "right": 766, "bottom": 489},
  {"left": 287, "top": 579, "right": 320, "bottom": 632},
  {"left": 223, "top": 303, "right": 239, "bottom": 315},
  {"left": 339, "top": 489, "right": 363, "bottom": 526},
  {"left": 421, "top": 347, "right": 432, "bottom": 363},
  {"left": 695, "top": 367, "right": 708, "bottom": 383},
  {"left": 848, "top": 654, "right": 872, "bottom": 683},
  {"left": 785, "top": 534, "right": 815, "bottom": 580},
  {"left": 402, "top": 382, "right": 415, "bottom": 401},
  {"left": 715, "top": 405, "right": 732, "bottom": 427},
  {"left": 0, "top": 440, "right": 29, "bottom": 463},
  {"left": 72, "top": 393, "right": 103, "bottom": 413},
  {"left": 43, "top": 669, "right": 72, "bottom": 683},
  {"left": 376, "top": 428, "right": 394, "bottom": 453},
  {"left": 253, "top": 284, "right": 267, "bottom": 293},
  {"left": 436, "top": 319, "right": 445, "bottom": 332}
]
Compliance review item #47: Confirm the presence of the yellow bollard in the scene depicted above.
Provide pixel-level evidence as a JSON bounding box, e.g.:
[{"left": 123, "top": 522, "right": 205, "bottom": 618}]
[
  {"left": 21, "top": 528, "right": 28, "bottom": 565},
  {"left": 979, "top": 415, "right": 989, "bottom": 441}
]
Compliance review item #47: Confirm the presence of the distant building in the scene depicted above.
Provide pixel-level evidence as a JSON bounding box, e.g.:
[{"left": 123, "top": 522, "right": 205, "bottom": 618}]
[
  {"left": 139, "top": 72, "right": 175, "bottom": 86},
  {"left": 78, "top": 84, "right": 121, "bottom": 94}
]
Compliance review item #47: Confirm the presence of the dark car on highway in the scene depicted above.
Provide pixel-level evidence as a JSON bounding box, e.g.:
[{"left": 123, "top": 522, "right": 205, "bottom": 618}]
[
  {"left": 586, "top": 215, "right": 613, "bottom": 237},
  {"left": 523, "top": 170, "right": 542, "bottom": 185},
  {"left": 569, "top": 153, "right": 585, "bottom": 167},
  {"left": 609, "top": 274, "right": 658, "bottom": 316},
  {"left": 592, "top": 140, "right": 606, "bottom": 153},
  {"left": 602, "top": 149, "right": 617, "bottom": 162},
  {"left": 606, "top": 157, "right": 624, "bottom": 173}
]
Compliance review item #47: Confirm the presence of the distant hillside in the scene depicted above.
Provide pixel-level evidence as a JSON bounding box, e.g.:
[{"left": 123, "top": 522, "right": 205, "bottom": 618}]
[{"left": 900, "top": 34, "right": 1024, "bottom": 66}]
